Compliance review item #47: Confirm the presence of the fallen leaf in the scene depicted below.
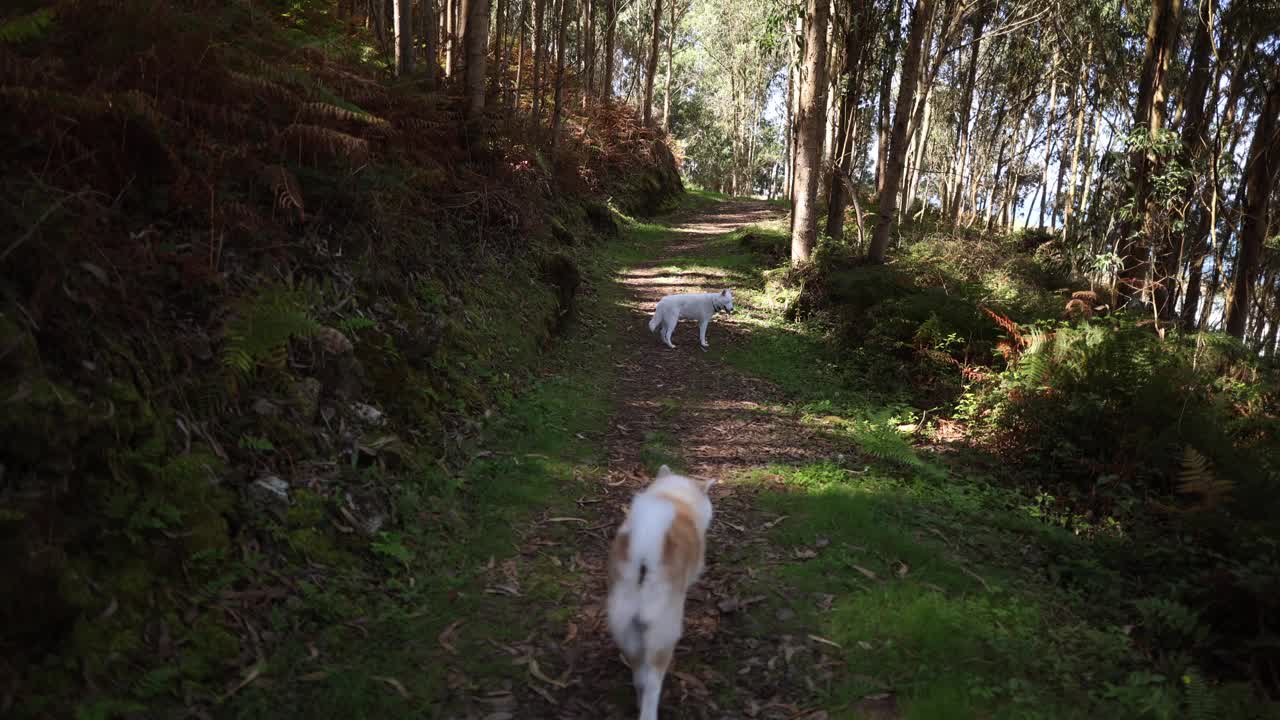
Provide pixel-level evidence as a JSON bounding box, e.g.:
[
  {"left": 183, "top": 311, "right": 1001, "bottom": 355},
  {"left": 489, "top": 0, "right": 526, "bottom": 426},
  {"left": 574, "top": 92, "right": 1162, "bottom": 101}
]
[
  {"left": 814, "top": 536, "right": 831, "bottom": 548},
  {"left": 307, "top": 642, "right": 320, "bottom": 660},
  {"left": 221, "top": 663, "right": 263, "bottom": 700},
  {"left": 563, "top": 621, "right": 578, "bottom": 644},
  {"left": 897, "top": 562, "right": 910, "bottom": 578},
  {"left": 857, "top": 641, "right": 873, "bottom": 650},
  {"left": 437, "top": 619, "right": 463, "bottom": 655},
  {"left": 299, "top": 671, "right": 329, "bottom": 682},
  {"left": 544, "top": 516, "right": 589, "bottom": 524},
  {"left": 673, "top": 670, "right": 708, "bottom": 695},
  {"left": 851, "top": 564, "right": 878, "bottom": 580},
  {"left": 373, "top": 675, "right": 410, "bottom": 698},
  {"left": 793, "top": 548, "right": 818, "bottom": 560},
  {"left": 527, "top": 658, "right": 568, "bottom": 688},
  {"left": 762, "top": 515, "right": 789, "bottom": 529},
  {"left": 808, "top": 634, "right": 842, "bottom": 649}
]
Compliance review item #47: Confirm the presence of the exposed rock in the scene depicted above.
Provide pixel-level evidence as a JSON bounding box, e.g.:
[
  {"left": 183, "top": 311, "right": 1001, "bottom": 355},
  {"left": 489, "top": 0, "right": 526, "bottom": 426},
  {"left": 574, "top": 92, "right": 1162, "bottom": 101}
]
[
  {"left": 348, "top": 401, "right": 386, "bottom": 428},
  {"left": 541, "top": 253, "right": 581, "bottom": 336},
  {"left": 252, "top": 398, "right": 280, "bottom": 417},
  {"left": 248, "top": 475, "right": 290, "bottom": 517},
  {"left": 315, "top": 326, "right": 354, "bottom": 355},
  {"left": 343, "top": 488, "right": 391, "bottom": 536},
  {"left": 584, "top": 200, "right": 618, "bottom": 237}
]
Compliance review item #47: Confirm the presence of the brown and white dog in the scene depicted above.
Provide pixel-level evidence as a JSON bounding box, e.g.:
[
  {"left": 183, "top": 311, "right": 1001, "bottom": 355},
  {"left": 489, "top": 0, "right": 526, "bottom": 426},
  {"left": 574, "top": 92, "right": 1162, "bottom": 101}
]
[{"left": 607, "top": 465, "right": 715, "bottom": 720}]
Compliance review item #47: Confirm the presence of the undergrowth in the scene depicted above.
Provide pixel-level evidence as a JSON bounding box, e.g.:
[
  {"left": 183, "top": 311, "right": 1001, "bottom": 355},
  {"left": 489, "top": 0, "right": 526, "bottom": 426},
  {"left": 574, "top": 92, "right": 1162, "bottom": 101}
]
[{"left": 695, "top": 196, "right": 1280, "bottom": 715}]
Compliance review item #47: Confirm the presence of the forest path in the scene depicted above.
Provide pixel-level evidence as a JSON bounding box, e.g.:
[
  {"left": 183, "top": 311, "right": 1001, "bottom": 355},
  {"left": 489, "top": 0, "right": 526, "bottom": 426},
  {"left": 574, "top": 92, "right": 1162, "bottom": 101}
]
[{"left": 468, "top": 198, "right": 861, "bottom": 720}]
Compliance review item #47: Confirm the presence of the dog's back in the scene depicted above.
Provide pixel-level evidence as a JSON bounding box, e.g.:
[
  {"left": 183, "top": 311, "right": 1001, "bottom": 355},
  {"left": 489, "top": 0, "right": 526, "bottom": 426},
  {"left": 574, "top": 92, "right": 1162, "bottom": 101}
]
[{"left": 607, "top": 466, "right": 714, "bottom": 720}]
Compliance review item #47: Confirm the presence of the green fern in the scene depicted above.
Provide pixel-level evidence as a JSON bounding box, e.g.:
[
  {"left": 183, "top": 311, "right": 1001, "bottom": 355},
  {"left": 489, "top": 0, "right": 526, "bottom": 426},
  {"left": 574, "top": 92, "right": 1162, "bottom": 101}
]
[
  {"left": 0, "top": 8, "right": 54, "bottom": 45},
  {"left": 849, "top": 418, "right": 919, "bottom": 468},
  {"left": 221, "top": 290, "right": 319, "bottom": 391},
  {"left": 133, "top": 666, "right": 180, "bottom": 700}
]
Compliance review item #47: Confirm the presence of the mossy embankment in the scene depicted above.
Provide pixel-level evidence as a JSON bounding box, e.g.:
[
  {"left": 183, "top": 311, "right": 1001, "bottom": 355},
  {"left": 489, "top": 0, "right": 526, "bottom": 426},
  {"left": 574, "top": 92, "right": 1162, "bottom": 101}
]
[{"left": 0, "top": 1, "right": 681, "bottom": 716}]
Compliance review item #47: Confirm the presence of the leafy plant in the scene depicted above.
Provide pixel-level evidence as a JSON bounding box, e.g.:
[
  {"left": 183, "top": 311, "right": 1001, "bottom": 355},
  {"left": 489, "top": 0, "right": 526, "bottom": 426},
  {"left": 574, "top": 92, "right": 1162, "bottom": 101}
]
[{"left": 0, "top": 8, "right": 54, "bottom": 44}]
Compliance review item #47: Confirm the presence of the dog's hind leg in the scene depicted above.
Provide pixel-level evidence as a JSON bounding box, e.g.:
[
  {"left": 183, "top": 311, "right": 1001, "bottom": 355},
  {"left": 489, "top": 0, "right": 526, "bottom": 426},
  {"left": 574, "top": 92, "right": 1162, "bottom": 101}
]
[
  {"left": 635, "top": 647, "right": 672, "bottom": 720},
  {"left": 661, "top": 318, "right": 676, "bottom": 349}
]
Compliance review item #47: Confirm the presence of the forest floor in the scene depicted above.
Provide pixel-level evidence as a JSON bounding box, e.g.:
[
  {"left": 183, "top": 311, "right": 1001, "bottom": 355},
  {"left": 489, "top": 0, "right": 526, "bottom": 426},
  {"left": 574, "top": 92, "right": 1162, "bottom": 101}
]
[{"left": 226, "top": 195, "right": 1149, "bottom": 720}]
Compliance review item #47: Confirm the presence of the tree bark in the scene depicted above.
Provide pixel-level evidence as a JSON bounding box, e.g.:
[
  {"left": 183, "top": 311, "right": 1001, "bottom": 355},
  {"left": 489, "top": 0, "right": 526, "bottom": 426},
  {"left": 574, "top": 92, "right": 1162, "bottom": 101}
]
[
  {"left": 868, "top": 0, "right": 932, "bottom": 264},
  {"left": 1224, "top": 68, "right": 1280, "bottom": 338},
  {"left": 789, "top": 0, "right": 831, "bottom": 263},
  {"left": 463, "top": 0, "right": 491, "bottom": 118}
]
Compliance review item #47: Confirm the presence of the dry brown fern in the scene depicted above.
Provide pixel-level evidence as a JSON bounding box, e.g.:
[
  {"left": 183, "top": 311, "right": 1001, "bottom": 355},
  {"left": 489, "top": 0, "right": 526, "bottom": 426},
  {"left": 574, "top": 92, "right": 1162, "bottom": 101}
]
[
  {"left": 1174, "top": 446, "right": 1233, "bottom": 512},
  {"left": 983, "top": 303, "right": 1024, "bottom": 345},
  {"left": 1064, "top": 298, "right": 1093, "bottom": 320},
  {"left": 263, "top": 164, "right": 305, "bottom": 219},
  {"left": 275, "top": 123, "right": 370, "bottom": 165},
  {"left": 228, "top": 70, "right": 298, "bottom": 107},
  {"left": 298, "top": 101, "right": 388, "bottom": 128}
]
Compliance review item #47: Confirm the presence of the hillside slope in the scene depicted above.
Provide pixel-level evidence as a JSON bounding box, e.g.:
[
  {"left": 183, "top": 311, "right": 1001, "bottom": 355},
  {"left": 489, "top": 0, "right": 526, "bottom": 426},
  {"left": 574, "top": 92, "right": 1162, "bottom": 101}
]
[{"left": 0, "top": 2, "right": 681, "bottom": 716}]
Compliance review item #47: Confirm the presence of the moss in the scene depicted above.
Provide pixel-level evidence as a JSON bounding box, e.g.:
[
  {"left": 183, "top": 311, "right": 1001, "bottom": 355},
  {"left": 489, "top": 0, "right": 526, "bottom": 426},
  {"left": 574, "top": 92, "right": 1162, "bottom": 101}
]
[
  {"left": 181, "top": 615, "right": 241, "bottom": 680},
  {"left": 287, "top": 527, "right": 353, "bottom": 567},
  {"left": 287, "top": 489, "right": 327, "bottom": 529}
]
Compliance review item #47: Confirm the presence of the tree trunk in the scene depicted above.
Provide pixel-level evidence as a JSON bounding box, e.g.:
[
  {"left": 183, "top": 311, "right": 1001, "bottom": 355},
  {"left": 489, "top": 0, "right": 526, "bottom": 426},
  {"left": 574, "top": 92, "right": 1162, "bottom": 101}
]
[
  {"left": 1035, "top": 48, "right": 1059, "bottom": 229},
  {"left": 824, "top": 0, "right": 869, "bottom": 242},
  {"left": 531, "top": 0, "right": 545, "bottom": 125},
  {"left": 602, "top": 0, "right": 617, "bottom": 97},
  {"left": 1061, "top": 48, "right": 1092, "bottom": 239},
  {"left": 789, "top": 0, "right": 831, "bottom": 263},
  {"left": 1224, "top": 69, "right": 1280, "bottom": 338},
  {"left": 582, "top": 0, "right": 595, "bottom": 104},
  {"left": 903, "top": 91, "right": 932, "bottom": 213},
  {"left": 1118, "top": 0, "right": 1182, "bottom": 306},
  {"left": 662, "top": 0, "right": 676, "bottom": 130},
  {"left": 513, "top": 0, "right": 527, "bottom": 107},
  {"left": 641, "top": 0, "right": 663, "bottom": 126},
  {"left": 444, "top": 0, "right": 457, "bottom": 76},
  {"left": 874, "top": 0, "right": 904, "bottom": 194},
  {"left": 1175, "top": 2, "right": 1223, "bottom": 328},
  {"left": 494, "top": 0, "right": 508, "bottom": 98},
  {"left": 946, "top": 9, "right": 987, "bottom": 224},
  {"left": 423, "top": 0, "right": 439, "bottom": 86},
  {"left": 393, "top": 0, "right": 413, "bottom": 76},
  {"left": 551, "top": 0, "right": 570, "bottom": 149},
  {"left": 868, "top": 0, "right": 932, "bottom": 264},
  {"left": 462, "top": 0, "right": 490, "bottom": 118}
]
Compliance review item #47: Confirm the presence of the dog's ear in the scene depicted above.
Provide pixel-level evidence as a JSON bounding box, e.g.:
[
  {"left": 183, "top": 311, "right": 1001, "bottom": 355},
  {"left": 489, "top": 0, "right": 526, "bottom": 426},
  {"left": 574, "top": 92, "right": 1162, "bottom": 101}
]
[
  {"left": 720, "top": 289, "right": 728, "bottom": 296},
  {"left": 657, "top": 464, "right": 673, "bottom": 478}
]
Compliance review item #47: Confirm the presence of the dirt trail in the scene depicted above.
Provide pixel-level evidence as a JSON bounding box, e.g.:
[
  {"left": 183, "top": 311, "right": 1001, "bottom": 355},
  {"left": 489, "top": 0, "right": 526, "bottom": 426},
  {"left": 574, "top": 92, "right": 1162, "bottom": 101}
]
[{"left": 467, "top": 200, "right": 844, "bottom": 719}]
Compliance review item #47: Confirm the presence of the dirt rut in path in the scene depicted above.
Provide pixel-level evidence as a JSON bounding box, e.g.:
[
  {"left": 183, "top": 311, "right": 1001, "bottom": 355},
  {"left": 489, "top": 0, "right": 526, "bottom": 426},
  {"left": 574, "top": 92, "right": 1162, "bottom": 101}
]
[{"left": 466, "top": 200, "right": 843, "bottom": 720}]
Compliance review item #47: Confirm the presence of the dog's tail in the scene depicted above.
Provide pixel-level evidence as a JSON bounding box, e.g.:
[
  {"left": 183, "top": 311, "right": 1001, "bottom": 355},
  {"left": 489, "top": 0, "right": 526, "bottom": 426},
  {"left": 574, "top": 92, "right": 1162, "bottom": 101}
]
[{"left": 647, "top": 311, "right": 660, "bottom": 333}]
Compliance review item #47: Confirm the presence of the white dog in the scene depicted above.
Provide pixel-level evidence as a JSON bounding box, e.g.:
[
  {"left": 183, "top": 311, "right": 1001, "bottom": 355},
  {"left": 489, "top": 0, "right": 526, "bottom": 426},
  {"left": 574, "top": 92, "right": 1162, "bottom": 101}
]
[
  {"left": 607, "top": 465, "right": 715, "bottom": 720},
  {"left": 647, "top": 289, "right": 734, "bottom": 350}
]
